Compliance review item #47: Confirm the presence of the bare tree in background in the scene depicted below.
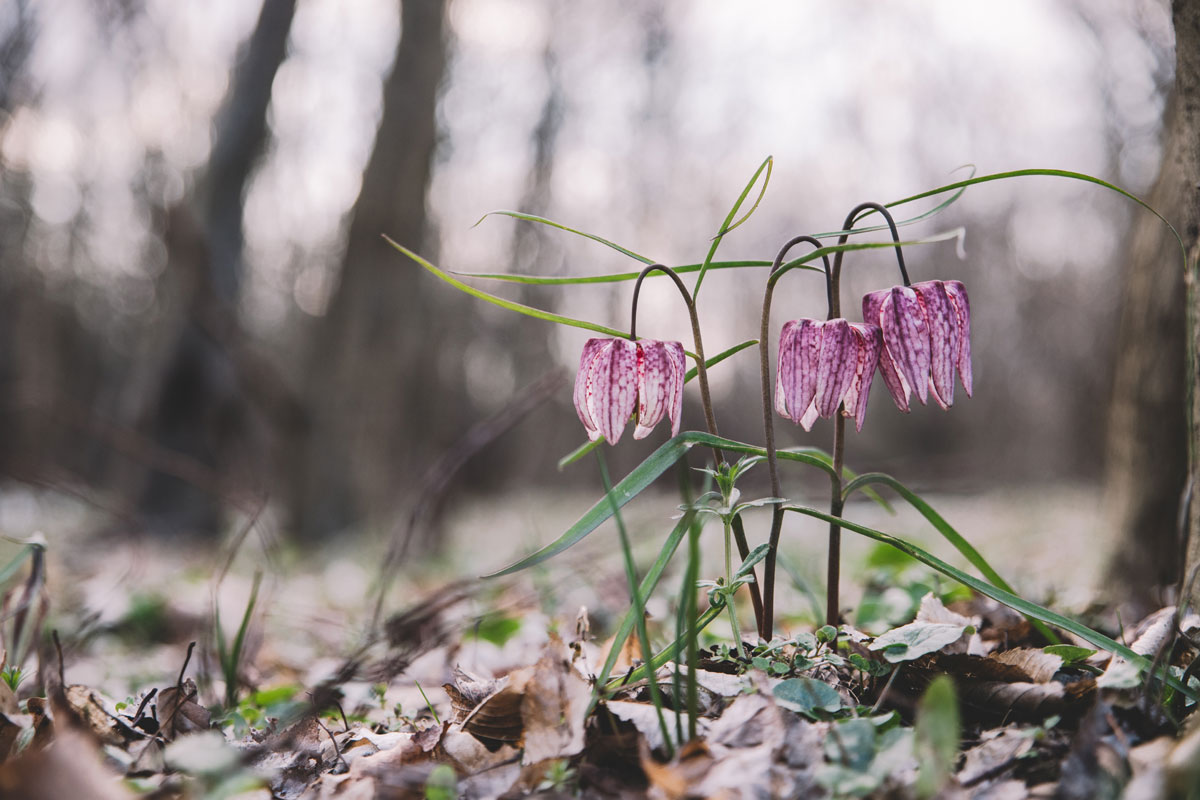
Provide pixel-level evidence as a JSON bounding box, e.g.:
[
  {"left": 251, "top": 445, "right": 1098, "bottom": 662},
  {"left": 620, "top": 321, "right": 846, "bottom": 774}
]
[
  {"left": 138, "top": 0, "right": 297, "bottom": 535},
  {"left": 1102, "top": 89, "right": 1188, "bottom": 612},
  {"left": 289, "top": 0, "right": 461, "bottom": 540}
]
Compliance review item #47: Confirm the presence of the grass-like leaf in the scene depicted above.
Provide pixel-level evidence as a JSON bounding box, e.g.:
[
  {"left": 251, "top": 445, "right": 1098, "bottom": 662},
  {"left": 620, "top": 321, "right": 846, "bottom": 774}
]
[
  {"left": 842, "top": 472, "right": 1058, "bottom": 644},
  {"left": 450, "top": 259, "right": 782, "bottom": 285},
  {"left": 474, "top": 210, "right": 656, "bottom": 264},
  {"left": 603, "top": 605, "right": 724, "bottom": 693},
  {"left": 693, "top": 156, "right": 774, "bottom": 297},
  {"left": 782, "top": 505, "right": 1198, "bottom": 702},
  {"left": 488, "top": 432, "right": 841, "bottom": 578}
]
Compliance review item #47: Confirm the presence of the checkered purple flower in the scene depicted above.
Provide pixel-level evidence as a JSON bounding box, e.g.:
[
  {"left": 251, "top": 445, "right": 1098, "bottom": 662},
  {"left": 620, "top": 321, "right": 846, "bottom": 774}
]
[
  {"left": 775, "top": 318, "right": 882, "bottom": 432},
  {"left": 573, "top": 338, "right": 686, "bottom": 444}
]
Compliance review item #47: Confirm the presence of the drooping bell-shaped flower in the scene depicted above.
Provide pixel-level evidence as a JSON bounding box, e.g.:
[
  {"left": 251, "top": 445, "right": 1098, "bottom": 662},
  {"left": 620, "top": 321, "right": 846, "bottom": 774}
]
[
  {"left": 574, "top": 337, "right": 686, "bottom": 444},
  {"left": 862, "top": 280, "right": 972, "bottom": 412},
  {"left": 775, "top": 318, "right": 882, "bottom": 432}
]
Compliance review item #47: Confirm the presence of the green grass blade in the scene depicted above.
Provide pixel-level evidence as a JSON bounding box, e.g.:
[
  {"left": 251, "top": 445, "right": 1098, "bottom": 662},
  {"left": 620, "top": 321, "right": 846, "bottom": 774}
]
[
  {"left": 450, "top": 260, "right": 782, "bottom": 286},
  {"left": 385, "top": 236, "right": 628, "bottom": 338},
  {"left": 0, "top": 545, "right": 32, "bottom": 587},
  {"left": 474, "top": 210, "right": 656, "bottom": 264},
  {"left": 603, "top": 606, "right": 723, "bottom": 693},
  {"left": 842, "top": 472, "right": 1057, "bottom": 643},
  {"left": 784, "top": 448, "right": 894, "bottom": 514},
  {"left": 591, "top": 509, "right": 697, "bottom": 703},
  {"left": 694, "top": 156, "right": 773, "bottom": 298},
  {"left": 596, "top": 450, "right": 673, "bottom": 757},
  {"left": 558, "top": 340, "right": 760, "bottom": 470},
  {"left": 781, "top": 505, "right": 1198, "bottom": 702},
  {"left": 886, "top": 168, "right": 1184, "bottom": 265},
  {"left": 226, "top": 570, "right": 263, "bottom": 707},
  {"left": 494, "top": 431, "right": 838, "bottom": 577}
]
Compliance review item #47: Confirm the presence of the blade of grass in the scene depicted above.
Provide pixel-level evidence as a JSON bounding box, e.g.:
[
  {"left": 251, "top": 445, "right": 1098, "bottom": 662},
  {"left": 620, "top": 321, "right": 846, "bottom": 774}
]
[
  {"left": 781, "top": 505, "right": 1198, "bottom": 702},
  {"left": 474, "top": 210, "right": 656, "bottom": 264},
  {"left": 693, "top": 156, "right": 773, "bottom": 298},
  {"left": 489, "top": 431, "right": 840, "bottom": 578},
  {"left": 603, "top": 605, "right": 723, "bottom": 693},
  {"left": 842, "top": 472, "right": 1058, "bottom": 644},
  {"left": 596, "top": 449, "right": 673, "bottom": 757},
  {"left": 224, "top": 570, "right": 263, "bottom": 708},
  {"left": 451, "top": 260, "right": 781, "bottom": 285}
]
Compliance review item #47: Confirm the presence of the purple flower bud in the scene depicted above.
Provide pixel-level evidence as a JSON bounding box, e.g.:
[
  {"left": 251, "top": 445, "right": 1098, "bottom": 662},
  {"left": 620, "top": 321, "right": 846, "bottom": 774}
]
[{"left": 574, "top": 337, "right": 686, "bottom": 444}]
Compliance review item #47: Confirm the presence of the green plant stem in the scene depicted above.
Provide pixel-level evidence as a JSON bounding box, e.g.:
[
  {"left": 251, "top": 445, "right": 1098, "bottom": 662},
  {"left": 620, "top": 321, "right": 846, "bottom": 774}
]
[
  {"left": 826, "top": 415, "right": 845, "bottom": 627},
  {"left": 759, "top": 235, "right": 832, "bottom": 639},
  {"left": 722, "top": 517, "right": 746, "bottom": 660},
  {"left": 630, "top": 263, "right": 763, "bottom": 631},
  {"left": 596, "top": 449, "right": 673, "bottom": 757},
  {"left": 684, "top": 520, "right": 700, "bottom": 741}
]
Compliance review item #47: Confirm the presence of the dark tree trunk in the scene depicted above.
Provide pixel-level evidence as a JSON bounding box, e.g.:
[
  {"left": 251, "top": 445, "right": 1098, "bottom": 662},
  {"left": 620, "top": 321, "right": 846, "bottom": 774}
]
[
  {"left": 1178, "top": 0, "right": 1200, "bottom": 611},
  {"left": 289, "top": 0, "right": 459, "bottom": 539},
  {"left": 1101, "top": 91, "right": 1189, "bottom": 611},
  {"left": 139, "top": 0, "right": 296, "bottom": 535}
]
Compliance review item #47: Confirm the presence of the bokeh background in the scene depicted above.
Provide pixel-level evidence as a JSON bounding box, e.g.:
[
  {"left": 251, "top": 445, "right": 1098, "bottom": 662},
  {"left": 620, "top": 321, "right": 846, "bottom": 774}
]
[{"left": 0, "top": 0, "right": 1179, "bottom": 598}]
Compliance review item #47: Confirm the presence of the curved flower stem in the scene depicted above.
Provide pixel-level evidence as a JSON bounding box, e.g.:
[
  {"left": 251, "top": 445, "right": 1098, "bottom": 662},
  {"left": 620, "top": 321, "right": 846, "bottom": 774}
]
[
  {"left": 630, "top": 264, "right": 764, "bottom": 630},
  {"left": 821, "top": 201, "right": 906, "bottom": 627},
  {"left": 759, "top": 236, "right": 834, "bottom": 639}
]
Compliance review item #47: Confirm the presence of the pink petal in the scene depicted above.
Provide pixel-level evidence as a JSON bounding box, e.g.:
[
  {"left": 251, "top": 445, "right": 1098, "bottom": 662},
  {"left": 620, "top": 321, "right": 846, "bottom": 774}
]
[
  {"left": 862, "top": 291, "right": 910, "bottom": 413},
  {"left": 799, "top": 399, "right": 820, "bottom": 431},
  {"left": 879, "top": 286, "right": 930, "bottom": 405},
  {"left": 585, "top": 338, "right": 637, "bottom": 444},
  {"left": 574, "top": 338, "right": 609, "bottom": 440},
  {"left": 635, "top": 340, "right": 686, "bottom": 439},
  {"left": 945, "top": 280, "right": 973, "bottom": 397},
  {"left": 776, "top": 320, "right": 821, "bottom": 424},
  {"left": 815, "top": 319, "right": 858, "bottom": 419},
  {"left": 841, "top": 323, "right": 881, "bottom": 432},
  {"left": 913, "top": 281, "right": 957, "bottom": 409}
]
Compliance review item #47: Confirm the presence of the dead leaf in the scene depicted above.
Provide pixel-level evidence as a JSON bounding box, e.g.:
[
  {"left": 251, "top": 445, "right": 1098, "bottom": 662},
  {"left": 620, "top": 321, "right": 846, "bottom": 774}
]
[
  {"left": 157, "top": 678, "right": 210, "bottom": 740},
  {"left": 65, "top": 685, "right": 142, "bottom": 747},
  {"left": 604, "top": 700, "right": 690, "bottom": 754},
  {"left": 520, "top": 635, "right": 591, "bottom": 765},
  {"left": 0, "top": 729, "right": 133, "bottom": 800},
  {"left": 988, "top": 648, "right": 1063, "bottom": 682},
  {"left": 957, "top": 727, "right": 1035, "bottom": 786},
  {"left": 639, "top": 738, "right": 714, "bottom": 800}
]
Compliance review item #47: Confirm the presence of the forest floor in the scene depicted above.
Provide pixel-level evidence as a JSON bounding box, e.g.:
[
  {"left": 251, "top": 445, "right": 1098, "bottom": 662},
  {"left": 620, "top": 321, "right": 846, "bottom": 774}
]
[{"left": 0, "top": 482, "right": 1196, "bottom": 799}]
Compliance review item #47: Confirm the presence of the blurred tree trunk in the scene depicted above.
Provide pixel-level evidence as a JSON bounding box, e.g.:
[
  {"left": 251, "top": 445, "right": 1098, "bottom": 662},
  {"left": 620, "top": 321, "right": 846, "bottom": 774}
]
[
  {"left": 1179, "top": 0, "right": 1200, "bottom": 613},
  {"left": 139, "top": 0, "right": 296, "bottom": 534},
  {"left": 289, "top": 0, "right": 462, "bottom": 539},
  {"left": 1101, "top": 90, "right": 1189, "bottom": 610}
]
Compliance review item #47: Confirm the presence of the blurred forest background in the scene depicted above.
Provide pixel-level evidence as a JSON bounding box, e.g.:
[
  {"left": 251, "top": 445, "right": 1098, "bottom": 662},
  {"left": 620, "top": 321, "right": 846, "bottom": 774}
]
[{"left": 0, "top": 0, "right": 1184, "bottom": 601}]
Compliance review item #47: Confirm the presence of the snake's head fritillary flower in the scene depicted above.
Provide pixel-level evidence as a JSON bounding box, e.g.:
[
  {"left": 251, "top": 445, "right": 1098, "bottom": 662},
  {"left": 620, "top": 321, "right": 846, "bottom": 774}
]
[
  {"left": 574, "top": 337, "right": 686, "bottom": 444},
  {"left": 862, "top": 280, "right": 972, "bottom": 412},
  {"left": 775, "top": 318, "right": 882, "bottom": 432}
]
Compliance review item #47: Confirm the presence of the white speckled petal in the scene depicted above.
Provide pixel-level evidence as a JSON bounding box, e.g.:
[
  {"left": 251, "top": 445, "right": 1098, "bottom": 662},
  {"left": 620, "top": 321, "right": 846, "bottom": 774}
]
[
  {"left": 841, "top": 323, "right": 882, "bottom": 432},
  {"left": 634, "top": 340, "right": 686, "bottom": 439},
  {"left": 815, "top": 319, "right": 857, "bottom": 419},
  {"left": 913, "top": 281, "right": 957, "bottom": 409},
  {"left": 945, "top": 280, "right": 973, "bottom": 397},
  {"left": 574, "top": 338, "right": 609, "bottom": 440},
  {"left": 584, "top": 338, "right": 637, "bottom": 444},
  {"left": 863, "top": 290, "right": 910, "bottom": 413},
  {"left": 879, "top": 286, "right": 929, "bottom": 405}
]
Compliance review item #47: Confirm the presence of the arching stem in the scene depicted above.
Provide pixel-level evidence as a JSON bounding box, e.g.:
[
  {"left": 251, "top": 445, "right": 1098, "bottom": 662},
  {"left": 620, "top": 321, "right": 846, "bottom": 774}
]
[
  {"left": 759, "top": 236, "right": 833, "bottom": 639},
  {"left": 822, "top": 201, "right": 905, "bottom": 626},
  {"left": 630, "top": 264, "right": 764, "bottom": 630}
]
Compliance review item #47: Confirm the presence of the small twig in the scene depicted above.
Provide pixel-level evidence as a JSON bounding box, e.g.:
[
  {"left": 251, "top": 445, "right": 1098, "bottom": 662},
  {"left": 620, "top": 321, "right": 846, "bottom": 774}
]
[
  {"left": 176, "top": 641, "right": 196, "bottom": 689},
  {"left": 314, "top": 717, "right": 348, "bottom": 773},
  {"left": 870, "top": 665, "right": 903, "bottom": 715},
  {"left": 131, "top": 688, "right": 158, "bottom": 725},
  {"left": 52, "top": 629, "right": 65, "bottom": 689}
]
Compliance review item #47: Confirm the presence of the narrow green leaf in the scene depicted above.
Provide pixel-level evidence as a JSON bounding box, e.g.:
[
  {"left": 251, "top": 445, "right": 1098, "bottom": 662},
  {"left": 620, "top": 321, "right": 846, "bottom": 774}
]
[
  {"left": 1043, "top": 645, "right": 1097, "bottom": 665},
  {"left": 602, "top": 605, "right": 723, "bottom": 693},
  {"left": 914, "top": 676, "right": 960, "bottom": 800},
  {"left": 384, "top": 236, "right": 628, "bottom": 338},
  {"left": 451, "top": 260, "right": 781, "bottom": 286},
  {"left": 841, "top": 472, "right": 1057, "bottom": 644},
  {"left": 490, "top": 432, "right": 839, "bottom": 578},
  {"left": 0, "top": 546, "right": 32, "bottom": 587},
  {"left": 474, "top": 210, "right": 656, "bottom": 264},
  {"left": 735, "top": 543, "right": 771, "bottom": 579},
  {"left": 694, "top": 156, "right": 773, "bottom": 298},
  {"left": 781, "top": 505, "right": 1198, "bottom": 702}
]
